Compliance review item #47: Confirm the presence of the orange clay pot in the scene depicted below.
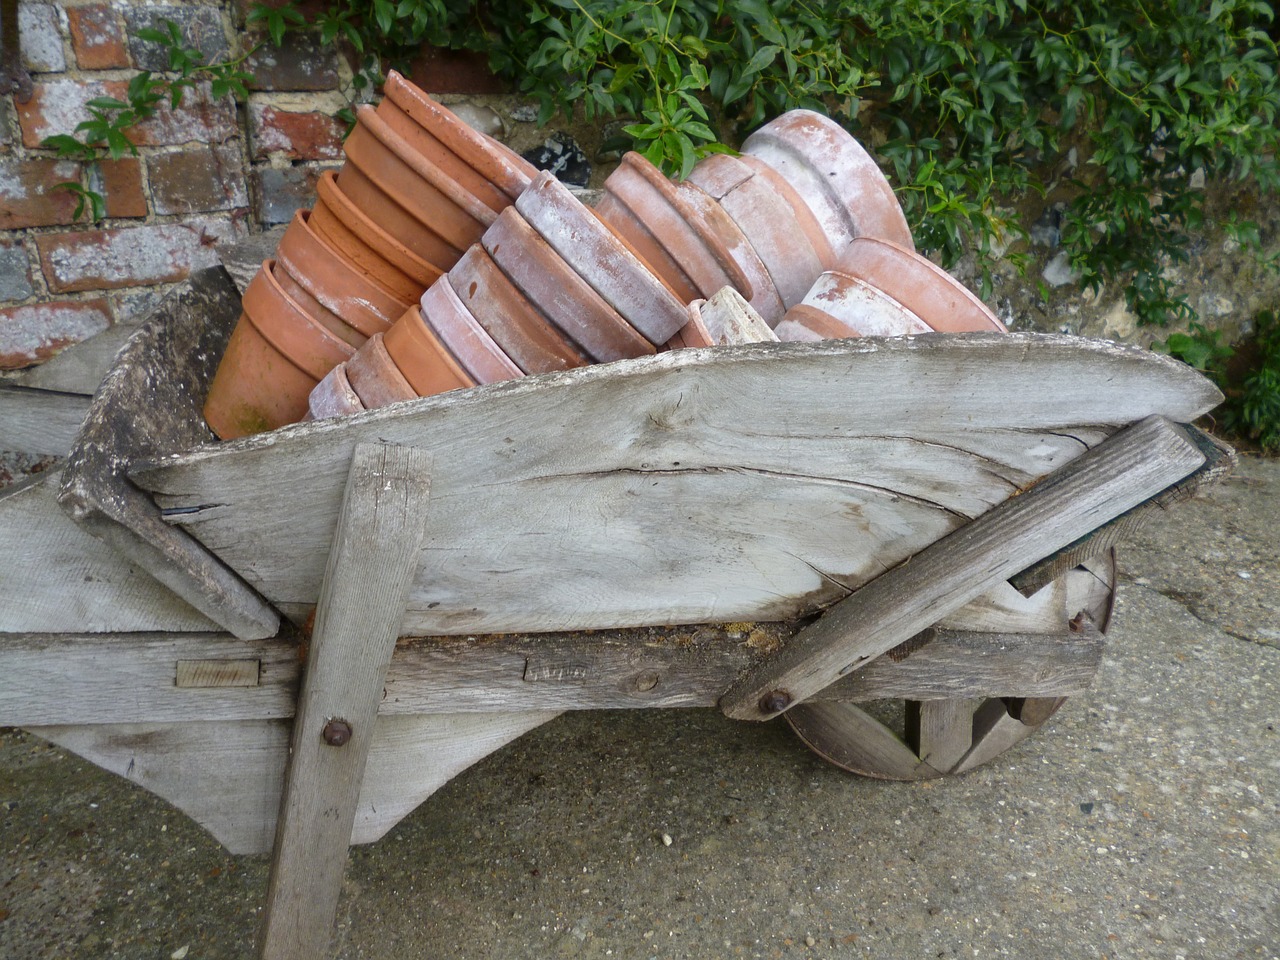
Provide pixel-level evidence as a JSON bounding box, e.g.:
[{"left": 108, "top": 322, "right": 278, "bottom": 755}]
[
  {"left": 514, "top": 172, "right": 688, "bottom": 347},
  {"left": 836, "top": 236, "right": 1006, "bottom": 333},
  {"left": 381, "top": 303, "right": 476, "bottom": 398},
  {"left": 343, "top": 332, "right": 420, "bottom": 409},
  {"left": 595, "top": 151, "right": 754, "bottom": 306},
  {"left": 204, "top": 260, "right": 356, "bottom": 438},
  {"left": 311, "top": 169, "right": 440, "bottom": 291},
  {"left": 447, "top": 244, "right": 589, "bottom": 375},
  {"left": 306, "top": 363, "right": 365, "bottom": 421},
  {"left": 479, "top": 206, "right": 653, "bottom": 364},
  {"left": 379, "top": 70, "right": 537, "bottom": 211},
  {"left": 274, "top": 209, "right": 407, "bottom": 341},
  {"left": 741, "top": 109, "right": 915, "bottom": 253},
  {"left": 419, "top": 274, "right": 523, "bottom": 385},
  {"left": 775, "top": 270, "right": 931, "bottom": 341}
]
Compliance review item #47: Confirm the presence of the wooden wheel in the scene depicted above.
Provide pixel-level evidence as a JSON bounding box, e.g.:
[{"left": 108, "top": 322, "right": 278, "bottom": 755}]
[{"left": 786, "top": 552, "right": 1116, "bottom": 780}]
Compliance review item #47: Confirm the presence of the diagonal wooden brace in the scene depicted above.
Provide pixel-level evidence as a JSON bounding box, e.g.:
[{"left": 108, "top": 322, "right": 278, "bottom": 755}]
[
  {"left": 258, "top": 442, "right": 432, "bottom": 960},
  {"left": 719, "top": 416, "right": 1207, "bottom": 722}
]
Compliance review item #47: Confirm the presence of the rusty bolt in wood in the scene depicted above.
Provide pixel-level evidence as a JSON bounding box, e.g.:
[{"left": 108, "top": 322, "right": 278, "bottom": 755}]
[
  {"left": 758, "top": 690, "right": 792, "bottom": 715},
  {"left": 322, "top": 718, "right": 352, "bottom": 746}
]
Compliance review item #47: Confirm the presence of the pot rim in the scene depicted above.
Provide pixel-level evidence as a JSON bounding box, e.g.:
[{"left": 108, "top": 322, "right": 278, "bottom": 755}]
[
  {"left": 316, "top": 169, "right": 442, "bottom": 288},
  {"left": 383, "top": 70, "right": 537, "bottom": 201},
  {"left": 241, "top": 259, "right": 356, "bottom": 379},
  {"left": 421, "top": 273, "right": 524, "bottom": 383},
  {"left": 382, "top": 303, "right": 475, "bottom": 396}
]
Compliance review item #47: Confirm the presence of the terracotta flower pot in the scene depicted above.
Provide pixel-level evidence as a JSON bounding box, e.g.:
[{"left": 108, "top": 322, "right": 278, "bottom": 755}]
[
  {"left": 381, "top": 303, "right": 476, "bottom": 398},
  {"left": 447, "top": 244, "right": 589, "bottom": 375},
  {"left": 275, "top": 209, "right": 408, "bottom": 341},
  {"left": 419, "top": 273, "right": 524, "bottom": 385},
  {"left": 343, "top": 332, "right": 419, "bottom": 409},
  {"left": 306, "top": 363, "right": 365, "bottom": 421},
  {"left": 479, "top": 206, "right": 654, "bottom": 363},
  {"left": 665, "top": 301, "right": 716, "bottom": 349},
  {"left": 595, "top": 151, "right": 754, "bottom": 306},
  {"left": 269, "top": 259, "right": 367, "bottom": 350},
  {"left": 774, "top": 270, "right": 931, "bottom": 341},
  {"left": 338, "top": 104, "right": 495, "bottom": 271},
  {"left": 379, "top": 70, "right": 537, "bottom": 211},
  {"left": 311, "top": 169, "right": 440, "bottom": 291},
  {"left": 837, "top": 236, "right": 1006, "bottom": 332},
  {"left": 204, "top": 260, "right": 357, "bottom": 439},
  {"left": 514, "top": 172, "right": 688, "bottom": 347},
  {"left": 668, "top": 288, "right": 781, "bottom": 349},
  {"left": 741, "top": 109, "right": 915, "bottom": 253},
  {"left": 687, "top": 153, "right": 826, "bottom": 312}
]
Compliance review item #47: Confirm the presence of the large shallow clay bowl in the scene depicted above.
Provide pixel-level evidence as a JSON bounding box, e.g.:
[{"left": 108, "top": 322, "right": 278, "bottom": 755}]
[
  {"left": 514, "top": 172, "right": 688, "bottom": 347},
  {"left": 736, "top": 153, "right": 836, "bottom": 268},
  {"left": 382, "top": 70, "right": 537, "bottom": 207},
  {"left": 312, "top": 169, "right": 441, "bottom": 291},
  {"left": 448, "top": 245, "right": 589, "bottom": 375},
  {"left": 775, "top": 270, "right": 931, "bottom": 341},
  {"left": 687, "top": 153, "right": 825, "bottom": 311},
  {"left": 306, "top": 363, "right": 365, "bottom": 421},
  {"left": 838, "top": 236, "right": 1006, "bottom": 332},
  {"left": 275, "top": 210, "right": 407, "bottom": 340},
  {"left": 343, "top": 331, "right": 419, "bottom": 409},
  {"left": 381, "top": 303, "right": 476, "bottom": 398},
  {"left": 481, "top": 206, "right": 653, "bottom": 363},
  {"left": 666, "top": 300, "right": 716, "bottom": 350},
  {"left": 204, "top": 259, "right": 356, "bottom": 438},
  {"left": 741, "top": 109, "right": 915, "bottom": 252},
  {"left": 419, "top": 274, "right": 523, "bottom": 385},
  {"left": 338, "top": 105, "right": 491, "bottom": 266},
  {"left": 595, "top": 151, "right": 753, "bottom": 305}
]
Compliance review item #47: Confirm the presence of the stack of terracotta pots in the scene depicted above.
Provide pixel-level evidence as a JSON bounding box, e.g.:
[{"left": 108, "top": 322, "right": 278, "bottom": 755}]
[
  {"left": 203, "top": 71, "right": 539, "bottom": 439},
  {"left": 204, "top": 73, "right": 1003, "bottom": 437}
]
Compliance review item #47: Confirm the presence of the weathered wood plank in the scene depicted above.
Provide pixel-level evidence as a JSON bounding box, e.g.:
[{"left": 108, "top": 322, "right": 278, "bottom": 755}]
[
  {"left": 219, "top": 226, "right": 285, "bottom": 295},
  {"left": 0, "top": 471, "right": 219, "bottom": 634},
  {"left": 2, "top": 620, "right": 1103, "bottom": 724},
  {"left": 132, "top": 334, "right": 1219, "bottom": 636},
  {"left": 1010, "top": 425, "right": 1234, "bottom": 596},
  {"left": 950, "top": 698, "right": 1040, "bottom": 774},
  {"left": 0, "top": 384, "right": 90, "bottom": 456},
  {"left": 698, "top": 286, "right": 778, "bottom": 344},
  {"left": 905, "top": 698, "right": 976, "bottom": 773},
  {"left": 57, "top": 267, "right": 279, "bottom": 641},
  {"left": 260, "top": 443, "right": 432, "bottom": 960},
  {"left": 719, "top": 416, "right": 1206, "bottom": 721},
  {"left": 32, "top": 711, "right": 557, "bottom": 855}
]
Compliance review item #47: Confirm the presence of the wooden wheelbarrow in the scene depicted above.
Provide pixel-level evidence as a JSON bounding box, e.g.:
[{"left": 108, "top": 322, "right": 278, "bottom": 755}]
[{"left": 0, "top": 265, "right": 1232, "bottom": 958}]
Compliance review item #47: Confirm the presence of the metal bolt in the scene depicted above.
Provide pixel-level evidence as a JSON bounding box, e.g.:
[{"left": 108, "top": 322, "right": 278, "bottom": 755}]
[
  {"left": 759, "top": 690, "right": 791, "bottom": 714},
  {"left": 322, "top": 718, "right": 352, "bottom": 746}
]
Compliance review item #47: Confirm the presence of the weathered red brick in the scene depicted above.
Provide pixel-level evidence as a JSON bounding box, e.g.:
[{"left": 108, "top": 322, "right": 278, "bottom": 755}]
[
  {"left": 18, "top": 79, "right": 237, "bottom": 148},
  {"left": 92, "top": 158, "right": 148, "bottom": 218},
  {"left": 0, "top": 157, "right": 82, "bottom": 229},
  {"left": 249, "top": 100, "right": 345, "bottom": 161},
  {"left": 150, "top": 145, "right": 248, "bottom": 215},
  {"left": 19, "top": 2, "right": 67, "bottom": 73},
  {"left": 245, "top": 32, "right": 340, "bottom": 91},
  {"left": 36, "top": 221, "right": 244, "bottom": 293},
  {"left": 67, "top": 4, "right": 131, "bottom": 70},
  {"left": 406, "top": 46, "right": 508, "bottom": 96},
  {"left": 1, "top": 298, "right": 113, "bottom": 370}
]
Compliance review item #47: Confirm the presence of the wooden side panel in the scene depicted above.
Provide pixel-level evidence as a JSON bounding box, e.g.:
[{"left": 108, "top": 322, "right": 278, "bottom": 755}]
[
  {"left": 0, "top": 385, "right": 90, "bottom": 457},
  {"left": 0, "top": 471, "right": 218, "bottom": 634},
  {"left": 134, "top": 334, "right": 1220, "bottom": 636},
  {"left": 31, "top": 712, "right": 558, "bottom": 855}
]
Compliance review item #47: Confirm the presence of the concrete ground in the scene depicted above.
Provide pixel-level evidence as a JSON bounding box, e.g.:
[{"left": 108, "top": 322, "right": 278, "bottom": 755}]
[{"left": 2, "top": 453, "right": 1277, "bottom": 960}]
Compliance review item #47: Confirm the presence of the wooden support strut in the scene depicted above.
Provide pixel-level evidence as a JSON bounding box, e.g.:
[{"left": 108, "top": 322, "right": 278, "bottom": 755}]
[
  {"left": 719, "top": 415, "right": 1208, "bottom": 722},
  {"left": 258, "top": 442, "right": 432, "bottom": 960}
]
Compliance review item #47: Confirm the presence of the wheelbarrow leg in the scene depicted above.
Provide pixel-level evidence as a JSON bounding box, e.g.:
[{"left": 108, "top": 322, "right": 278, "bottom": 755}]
[{"left": 258, "top": 442, "right": 432, "bottom": 960}]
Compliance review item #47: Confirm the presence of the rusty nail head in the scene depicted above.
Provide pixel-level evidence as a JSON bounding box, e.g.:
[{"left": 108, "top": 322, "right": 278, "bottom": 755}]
[
  {"left": 322, "top": 718, "right": 352, "bottom": 746},
  {"left": 759, "top": 690, "right": 792, "bottom": 714}
]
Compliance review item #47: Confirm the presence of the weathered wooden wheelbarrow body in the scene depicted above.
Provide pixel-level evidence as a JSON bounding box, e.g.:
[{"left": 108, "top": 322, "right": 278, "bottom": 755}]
[{"left": 0, "top": 266, "right": 1231, "bottom": 958}]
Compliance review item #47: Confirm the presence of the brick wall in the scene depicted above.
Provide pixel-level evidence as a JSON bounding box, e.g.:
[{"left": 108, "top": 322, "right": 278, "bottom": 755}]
[{"left": 0, "top": 0, "right": 353, "bottom": 371}]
